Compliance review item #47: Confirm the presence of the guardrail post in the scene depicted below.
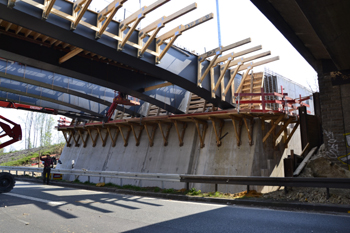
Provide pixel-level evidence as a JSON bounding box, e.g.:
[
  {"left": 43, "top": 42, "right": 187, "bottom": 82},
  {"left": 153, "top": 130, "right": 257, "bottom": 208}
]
[
  {"left": 186, "top": 182, "right": 189, "bottom": 190},
  {"left": 32, "top": 172, "right": 34, "bottom": 177},
  {"left": 215, "top": 184, "right": 218, "bottom": 192},
  {"left": 139, "top": 180, "right": 142, "bottom": 187},
  {"left": 88, "top": 176, "right": 90, "bottom": 183},
  {"left": 16, "top": 170, "right": 18, "bottom": 176},
  {"left": 24, "top": 171, "right": 26, "bottom": 176},
  {"left": 161, "top": 181, "right": 164, "bottom": 189},
  {"left": 103, "top": 177, "right": 105, "bottom": 184},
  {"left": 120, "top": 178, "right": 123, "bottom": 186},
  {"left": 326, "top": 188, "right": 330, "bottom": 199},
  {"left": 247, "top": 185, "right": 250, "bottom": 193}
]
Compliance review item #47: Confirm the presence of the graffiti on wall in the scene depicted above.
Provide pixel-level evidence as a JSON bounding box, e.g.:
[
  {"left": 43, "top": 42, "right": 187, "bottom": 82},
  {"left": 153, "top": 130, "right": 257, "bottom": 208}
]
[{"left": 324, "top": 130, "right": 339, "bottom": 158}]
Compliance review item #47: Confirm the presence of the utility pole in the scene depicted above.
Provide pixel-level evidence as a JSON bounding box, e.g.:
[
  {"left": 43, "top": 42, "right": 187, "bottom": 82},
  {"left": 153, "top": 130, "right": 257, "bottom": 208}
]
[{"left": 216, "top": 0, "right": 222, "bottom": 47}]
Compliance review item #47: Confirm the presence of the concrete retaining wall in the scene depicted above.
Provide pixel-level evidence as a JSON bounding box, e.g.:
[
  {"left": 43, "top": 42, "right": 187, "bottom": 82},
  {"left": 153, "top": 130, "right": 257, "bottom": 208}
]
[{"left": 57, "top": 119, "right": 302, "bottom": 193}]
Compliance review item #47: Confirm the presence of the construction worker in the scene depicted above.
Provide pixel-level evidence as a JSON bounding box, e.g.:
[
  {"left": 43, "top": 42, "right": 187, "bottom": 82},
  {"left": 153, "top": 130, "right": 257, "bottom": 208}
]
[{"left": 40, "top": 154, "right": 53, "bottom": 185}]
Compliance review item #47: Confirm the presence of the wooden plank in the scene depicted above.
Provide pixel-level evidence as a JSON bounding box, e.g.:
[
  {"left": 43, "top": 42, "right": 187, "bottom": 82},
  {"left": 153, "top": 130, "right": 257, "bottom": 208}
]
[
  {"left": 140, "top": 2, "right": 197, "bottom": 39},
  {"left": 198, "top": 38, "right": 251, "bottom": 62},
  {"left": 222, "top": 63, "right": 244, "bottom": 96},
  {"left": 144, "top": 82, "right": 172, "bottom": 92},
  {"left": 96, "top": 0, "right": 126, "bottom": 38},
  {"left": 228, "top": 51, "right": 271, "bottom": 68},
  {"left": 71, "top": 0, "right": 92, "bottom": 30},
  {"left": 42, "top": 0, "right": 56, "bottom": 19},
  {"left": 262, "top": 114, "right": 284, "bottom": 143},
  {"left": 59, "top": 48, "right": 83, "bottom": 64},
  {"left": 238, "top": 56, "right": 279, "bottom": 71},
  {"left": 214, "top": 45, "right": 262, "bottom": 65},
  {"left": 157, "top": 13, "right": 213, "bottom": 45},
  {"left": 293, "top": 147, "right": 317, "bottom": 176}
]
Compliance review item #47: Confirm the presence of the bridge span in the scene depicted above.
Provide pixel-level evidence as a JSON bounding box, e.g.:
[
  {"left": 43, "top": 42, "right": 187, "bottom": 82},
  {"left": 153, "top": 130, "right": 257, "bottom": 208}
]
[{"left": 0, "top": 0, "right": 278, "bottom": 119}]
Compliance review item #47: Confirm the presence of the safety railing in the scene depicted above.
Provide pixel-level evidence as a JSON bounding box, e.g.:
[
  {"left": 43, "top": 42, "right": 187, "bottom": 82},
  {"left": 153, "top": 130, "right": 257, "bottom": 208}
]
[
  {"left": 0, "top": 166, "right": 180, "bottom": 188},
  {"left": 3, "top": 166, "right": 350, "bottom": 198}
]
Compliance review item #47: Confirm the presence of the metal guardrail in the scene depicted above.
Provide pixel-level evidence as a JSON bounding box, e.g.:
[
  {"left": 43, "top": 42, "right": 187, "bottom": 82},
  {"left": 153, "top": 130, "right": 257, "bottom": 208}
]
[
  {"left": 3, "top": 167, "right": 350, "bottom": 198},
  {"left": 0, "top": 166, "right": 180, "bottom": 188},
  {"left": 180, "top": 175, "right": 350, "bottom": 198}
]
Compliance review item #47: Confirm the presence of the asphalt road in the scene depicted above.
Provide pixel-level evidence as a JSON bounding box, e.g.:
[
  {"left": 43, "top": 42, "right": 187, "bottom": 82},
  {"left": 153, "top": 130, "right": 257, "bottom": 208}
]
[{"left": 0, "top": 181, "right": 350, "bottom": 233}]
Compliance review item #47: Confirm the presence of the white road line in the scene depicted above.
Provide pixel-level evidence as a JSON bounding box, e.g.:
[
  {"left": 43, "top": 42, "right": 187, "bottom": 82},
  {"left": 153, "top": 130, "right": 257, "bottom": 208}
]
[{"left": 4, "top": 193, "right": 66, "bottom": 206}]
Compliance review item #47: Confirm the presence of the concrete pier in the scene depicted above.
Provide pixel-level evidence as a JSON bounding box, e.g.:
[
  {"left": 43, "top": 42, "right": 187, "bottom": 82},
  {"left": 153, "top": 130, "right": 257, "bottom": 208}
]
[{"left": 58, "top": 118, "right": 302, "bottom": 193}]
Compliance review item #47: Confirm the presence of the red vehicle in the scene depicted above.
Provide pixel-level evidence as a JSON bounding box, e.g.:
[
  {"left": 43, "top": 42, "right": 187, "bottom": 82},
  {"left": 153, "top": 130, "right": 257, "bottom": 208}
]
[{"left": 0, "top": 115, "right": 22, "bottom": 193}]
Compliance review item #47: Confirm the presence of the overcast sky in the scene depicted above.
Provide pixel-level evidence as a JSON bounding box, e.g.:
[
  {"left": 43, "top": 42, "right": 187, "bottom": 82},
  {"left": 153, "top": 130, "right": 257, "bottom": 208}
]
[{"left": 0, "top": 0, "right": 318, "bottom": 151}]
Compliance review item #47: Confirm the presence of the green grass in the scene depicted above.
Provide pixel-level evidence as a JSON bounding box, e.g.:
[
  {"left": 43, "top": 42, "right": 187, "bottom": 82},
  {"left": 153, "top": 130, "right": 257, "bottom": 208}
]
[
  {"left": 186, "top": 188, "right": 202, "bottom": 196},
  {"left": 0, "top": 143, "right": 65, "bottom": 166}
]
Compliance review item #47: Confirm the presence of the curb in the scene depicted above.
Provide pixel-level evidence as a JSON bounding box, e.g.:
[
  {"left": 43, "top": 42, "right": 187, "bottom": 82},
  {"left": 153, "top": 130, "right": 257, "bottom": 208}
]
[{"left": 15, "top": 176, "right": 350, "bottom": 214}]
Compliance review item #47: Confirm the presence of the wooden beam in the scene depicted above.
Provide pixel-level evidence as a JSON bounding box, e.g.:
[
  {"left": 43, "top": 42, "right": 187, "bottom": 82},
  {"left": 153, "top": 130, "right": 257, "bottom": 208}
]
[
  {"left": 5, "top": 23, "right": 12, "bottom": 32},
  {"left": 118, "top": 125, "right": 131, "bottom": 147},
  {"left": 62, "top": 130, "right": 73, "bottom": 147},
  {"left": 78, "top": 130, "right": 89, "bottom": 148},
  {"left": 285, "top": 120, "right": 300, "bottom": 146},
  {"left": 228, "top": 51, "right": 271, "bottom": 68},
  {"left": 274, "top": 117, "right": 294, "bottom": 145},
  {"left": 193, "top": 118, "right": 208, "bottom": 148},
  {"left": 213, "top": 58, "right": 242, "bottom": 93},
  {"left": 95, "top": 0, "right": 127, "bottom": 39},
  {"left": 87, "top": 128, "right": 99, "bottom": 147},
  {"left": 238, "top": 56, "right": 280, "bottom": 71},
  {"left": 229, "top": 115, "right": 243, "bottom": 146},
  {"left": 42, "top": 0, "right": 56, "bottom": 19},
  {"left": 144, "top": 82, "right": 173, "bottom": 92},
  {"left": 144, "top": 124, "right": 157, "bottom": 147},
  {"left": 209, "top": 117, "right": 224, "bottom": 147},
  {"left": 139, "top": 2, "right": 197, "bottom": 39},
  {"left": 157, "top": 13, "right": 214, "bottom": 46},
  {"left": 235, "top": 66, "right": 253, "bottom": 94},
  {"left": 198, "top": 54, "right": 220, "bottom": 85},
  {"left": 262, "top": 114, "right": 285, "bottom": 143},
  {"left": 120, "top": 0, "right": 169, "bottom": 31},
  {"left": 130, "top": 123, "right": 144, "bottom": 146},
  {"left": 222, "top": 63, "right": 244, "bottom": 96},
  {"left": 158, "top": 121, "right": 172, "bottom": 146},
  {"left": 214, "top": 45, "right": 262, "bottom": 66},
  {"left": 15, "top": 26, "right": 22, "bottom": 34},
  {"left": 25, "top": 30, "right": 32, "bottom": 37},
  {"left": 71, "top": 0, "right": 92, "bottom": 30},
  {"left": 156, "top": 35, "right": 180, "bottom": 63},
  {"left": 97, "top": 128, "right": 109, "bottom": 147},
  {"left": 7, "top": 0, "right": 16, "bottom": 9},
  {"left": 243, "top": 117, "right": 254, "bottom": 146},
  {"left": 59, "top": 47, "right": 83, "bottom": 64},
  {"left": 173, "top": 120, "right": 187, "bottom": 147},
  {"left": 71, "top": 130, "right": 81, "bottom": 147},
  {"left": 198, "top": 38, "right": 251, "bottom": 62},
  {"left": 34, "top": 33, "right": 41, "bottom": 40},
  {"left": 107, "top": 127, "right": 119, "bottom": 147}
]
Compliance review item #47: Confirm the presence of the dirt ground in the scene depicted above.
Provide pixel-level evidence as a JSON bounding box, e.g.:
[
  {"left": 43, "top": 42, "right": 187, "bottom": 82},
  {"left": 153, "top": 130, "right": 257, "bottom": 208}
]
[{"left": 261, "top": 144, "right": 350, "bottom": 205}]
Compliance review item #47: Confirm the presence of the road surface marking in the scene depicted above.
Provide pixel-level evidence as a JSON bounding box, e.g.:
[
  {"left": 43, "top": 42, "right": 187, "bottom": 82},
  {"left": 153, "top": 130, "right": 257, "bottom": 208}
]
[{"left": 4, "top": 193, "right": 66, "bottom": 206}]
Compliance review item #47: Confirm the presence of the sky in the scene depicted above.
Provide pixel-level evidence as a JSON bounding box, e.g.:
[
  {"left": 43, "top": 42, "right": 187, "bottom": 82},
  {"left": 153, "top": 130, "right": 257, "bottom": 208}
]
[{"left": 0, "top": 0, "right": 318, "bottom": 151}]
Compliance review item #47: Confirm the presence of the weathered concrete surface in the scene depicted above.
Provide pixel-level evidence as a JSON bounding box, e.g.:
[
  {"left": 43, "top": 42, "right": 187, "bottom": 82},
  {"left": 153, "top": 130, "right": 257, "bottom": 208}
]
[{"left": 58, "top": 119, "right": 302, "bottom": 193}]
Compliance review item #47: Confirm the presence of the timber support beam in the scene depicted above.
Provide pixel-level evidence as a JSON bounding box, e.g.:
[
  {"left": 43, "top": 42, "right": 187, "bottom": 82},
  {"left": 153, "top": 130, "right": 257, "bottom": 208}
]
[
  {"left": 157, "top": 121, "right": 172, "bottom": 146},
  {"left": 107, "top": 127, "right": 119, "bottom": 147},
  {"left": 144, "top": 123, "right": 157, "bottom": 147},
  {"left": 209, "top": 117, "right": 224, "bottom": 147},
  {"left": 78, "top": 129, "right": 89, "bottom": 148},
  {"left": 118, "top": 125, "right": 131, "bottom": 147},
  {"left": 229, "top": 115, "right": 243, "bottom": 146},
  {"left": 129, "top": 123, "right": 144, "bottom": 146},
  {"left": 192, "top": 118, "right": 208, "bottom": 148},
  {"left": 173, "top": 120, "right": 187, "bottom": 147}
]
